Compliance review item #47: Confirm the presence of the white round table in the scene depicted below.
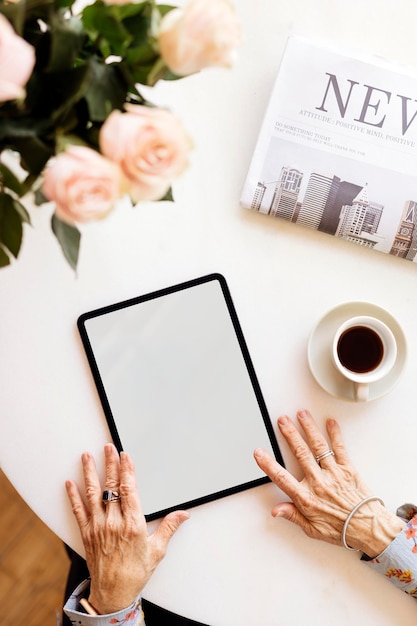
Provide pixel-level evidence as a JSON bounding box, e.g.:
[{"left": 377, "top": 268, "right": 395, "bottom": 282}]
[{"left": 1, "top": 1, "right": 417, "bottom": 623}]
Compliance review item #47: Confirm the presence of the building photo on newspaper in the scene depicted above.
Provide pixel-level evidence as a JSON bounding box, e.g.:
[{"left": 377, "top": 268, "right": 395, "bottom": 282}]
[{"left": 240, "top": 36, "right": 417, "bottom": 262}]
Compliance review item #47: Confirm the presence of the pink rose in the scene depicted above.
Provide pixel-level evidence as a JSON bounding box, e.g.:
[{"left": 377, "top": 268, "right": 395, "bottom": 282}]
[
  {"left": 158, "top": 0, "right": 241, "bottom": 76},
  {"left": 42, "top": 146, "right": 125, "bottom": 224},
  {"left": 0, "top": 14, "right": 35, "bottom": 102},
  {"left": 102, "top": 0, "right": 133, "bottom": 5},
  {"left": 99, "top": 104, "right": 192, "bottom": 202}
]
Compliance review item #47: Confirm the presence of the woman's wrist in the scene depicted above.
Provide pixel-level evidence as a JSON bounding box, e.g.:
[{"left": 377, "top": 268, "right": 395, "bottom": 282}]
[
  {"left": 88, "top": 583, "right": 142, "bottom": 615},
  {"left": 345, "top": 500, "right": 405, "bottom": 557}
]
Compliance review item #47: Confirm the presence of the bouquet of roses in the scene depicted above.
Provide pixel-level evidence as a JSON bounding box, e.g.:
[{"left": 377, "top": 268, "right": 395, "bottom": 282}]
[{"left": 0, "top": 0, "right": 240, "bottom": 269}]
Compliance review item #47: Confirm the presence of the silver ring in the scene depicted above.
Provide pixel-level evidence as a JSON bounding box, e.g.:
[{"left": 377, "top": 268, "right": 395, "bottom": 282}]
[
  {"left": 315, "top": 450, "right": 334, "bottom": 465},
  {"left": 102, "top": 489, "right": 121, "bottom": 504}
]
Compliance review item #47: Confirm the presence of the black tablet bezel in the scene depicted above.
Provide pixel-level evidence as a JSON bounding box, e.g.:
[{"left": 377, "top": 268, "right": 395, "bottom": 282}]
[{"left": 77, "top": 273, "right": 284, "bottom": 521}]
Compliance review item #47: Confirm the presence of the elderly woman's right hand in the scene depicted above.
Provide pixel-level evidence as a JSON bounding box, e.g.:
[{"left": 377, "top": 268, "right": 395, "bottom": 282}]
[
  {"left": 254, "top": 409, "right": 404, "bottom": 557},
  {"left": 66, "top": 443, "right": 189, "bottom": 615}
]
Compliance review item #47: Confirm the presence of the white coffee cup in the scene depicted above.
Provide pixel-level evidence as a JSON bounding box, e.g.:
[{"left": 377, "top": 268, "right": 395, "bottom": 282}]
[{"left": 332, "top": 316, "right": 397, "bottom": 402}]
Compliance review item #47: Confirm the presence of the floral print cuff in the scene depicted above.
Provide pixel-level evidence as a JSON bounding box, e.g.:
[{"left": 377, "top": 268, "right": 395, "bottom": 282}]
[{"left": 364, "top": 510, "right": 417, "bottom": 598}]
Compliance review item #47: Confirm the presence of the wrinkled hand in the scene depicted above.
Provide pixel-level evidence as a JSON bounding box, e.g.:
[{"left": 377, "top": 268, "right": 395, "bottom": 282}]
[
  {"left": 66, "top": 444, "right": 189, "bottom": 615},
  {"left": 254, "top": 409, "right": 404, "bottom": 556}
]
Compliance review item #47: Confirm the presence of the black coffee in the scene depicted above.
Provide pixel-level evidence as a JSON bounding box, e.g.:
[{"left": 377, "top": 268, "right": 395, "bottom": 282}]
[{"left": 337, "top": 326, "right": 384, "bottom": 374}]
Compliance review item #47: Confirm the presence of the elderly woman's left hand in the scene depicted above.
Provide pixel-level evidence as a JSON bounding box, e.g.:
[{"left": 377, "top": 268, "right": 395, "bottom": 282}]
[
  {"left": 66, "top": 443, "right": 189, "bottom": 615},
  {"left": 254, "top": 409, "right": 404, "bottom": 556}
]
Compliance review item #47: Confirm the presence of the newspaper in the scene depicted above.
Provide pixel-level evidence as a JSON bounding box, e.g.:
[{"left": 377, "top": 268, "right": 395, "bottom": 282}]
[{"left": 240, "top": 36, "right": 417, "bottom": 262}]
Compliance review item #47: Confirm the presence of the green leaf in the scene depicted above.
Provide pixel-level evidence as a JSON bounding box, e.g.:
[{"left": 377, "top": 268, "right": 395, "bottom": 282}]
[
  {"left": 34, "top": 188, "right": 49, "bottom": 206},
  {"left": 0, "top": 245, "right": 10, "bottom": 268},
  {"left": 128, "top": 58, "right": 181, "bottom": 87},
  {"left": 125, "top": 42, "right": 159, "bottom": 67},
  {"left": 84, "top": 59, "right": 128, "bottom": 122},
  {"left": 0, "top": 162, "right": 25, "bottom": 196},
  {"left": 0, "top": 0, "right": 26, "bottom": 35},
  {"left": 8, "top": 133, "right": 54, "bottom": 177},
  {"left": 124, "top": 61, "right": 157, "bottom": 87},
  {"left": 123, "top": 4, "right": 154, "bottom": 44},
  {"left": 26, "top": 62, "right": 92, "bottom": 130},
  {"left": 82, "top": 3, "right": 135, "bottom": 57},
  {"left": 13, "top": 199, "right": 31, "bottom": 224},
  {"left": 55, "top": 0, "right": 75, "bottom": 8},
  {"left": 0, "top": 115, "right": 56, "bottom": 175},
  {"left": 47, "top": 14, "right": 86, "bottom": 73},
  {"left": 160, "top": 187, "right": 174, "bottom": 202},
  {"left": 116, "top": 2, "right": 149, "bottom": 20},
  {"left": 51, "top": 213, "right": 81, "bottom": 271},
  {"left": 159, "top": 69, "right": 183, "bottom": 82},
  {"left": 0, "top": 193, "right": 23, "bottom": 257},
  {"left": 146, "top": 58, "right": 169, "bottom": 86},
  {"left": 155, "top": 4, "right": 178, "bottom": 18}
]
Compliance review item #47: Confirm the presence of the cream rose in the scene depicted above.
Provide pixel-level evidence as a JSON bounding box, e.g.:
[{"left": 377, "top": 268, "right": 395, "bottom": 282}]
[
  {"left": 42, "top": 146, "right": 125, "bottom": 224},
  {"left": 0, "top": 14, "right": 35, "bottom": 102},
  {"left": 158, "top": 0, "right": 241, "bottom": 76},
  {"left": 99, "top": 104, "right": 192, "bottom": 202}
]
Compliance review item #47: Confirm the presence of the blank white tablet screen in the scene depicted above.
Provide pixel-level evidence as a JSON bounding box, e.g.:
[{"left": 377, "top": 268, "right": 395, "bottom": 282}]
[{"left": 79, "top": 275, "right": 282, "bottom": 519}]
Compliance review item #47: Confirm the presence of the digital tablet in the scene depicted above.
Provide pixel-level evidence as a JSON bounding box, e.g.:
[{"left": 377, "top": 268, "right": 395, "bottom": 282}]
[{"left": 77, "top": 273, "right": 284, "bottom": 520}]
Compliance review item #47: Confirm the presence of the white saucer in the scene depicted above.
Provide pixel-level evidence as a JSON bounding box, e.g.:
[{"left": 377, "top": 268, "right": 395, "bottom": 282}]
[{"left": 307, "top": 301, "right": 407, "bottom": 402}]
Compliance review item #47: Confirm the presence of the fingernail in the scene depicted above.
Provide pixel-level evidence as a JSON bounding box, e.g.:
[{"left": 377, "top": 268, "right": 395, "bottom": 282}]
[
  {"left": 121, "top": 451, "right": 133, "bottom": 467},
  {"left": 278, "top": 415, "right": 289, "bottom": 426},
  {"left": 254, "top": 448, "right": 264, "bottom": 459},
  {"left": 298, "top": 410, "right": 308, "bottom": 419}
]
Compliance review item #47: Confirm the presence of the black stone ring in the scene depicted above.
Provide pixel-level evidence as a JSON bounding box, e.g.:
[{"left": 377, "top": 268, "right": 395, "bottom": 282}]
[{"left": 102, "top": 489, "right": 121, "bottom": 504}]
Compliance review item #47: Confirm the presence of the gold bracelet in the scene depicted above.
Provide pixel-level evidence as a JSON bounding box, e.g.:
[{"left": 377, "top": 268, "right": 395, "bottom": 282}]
[{"left": 341, "top": 496, "right": 385, "bottom": 551}]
